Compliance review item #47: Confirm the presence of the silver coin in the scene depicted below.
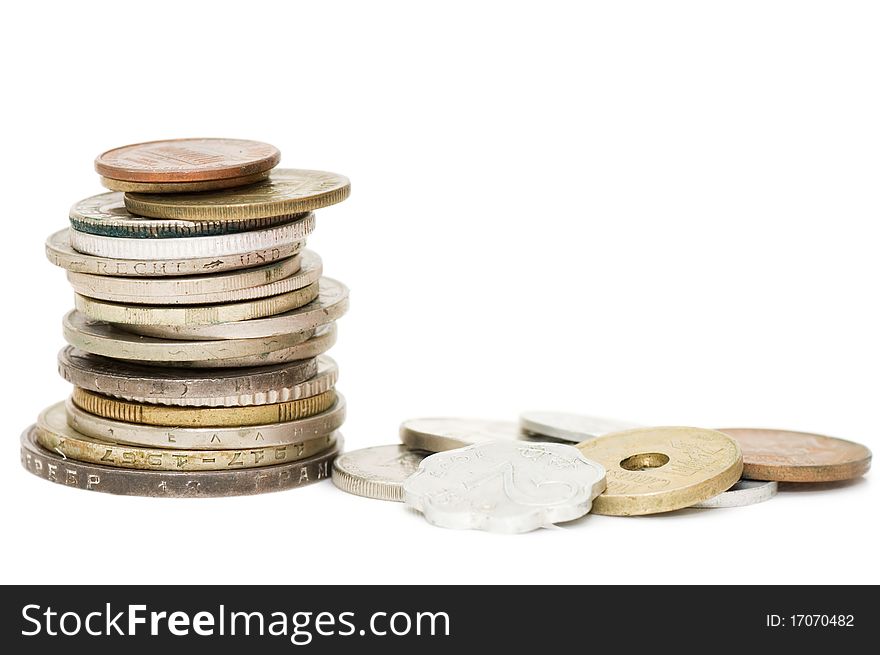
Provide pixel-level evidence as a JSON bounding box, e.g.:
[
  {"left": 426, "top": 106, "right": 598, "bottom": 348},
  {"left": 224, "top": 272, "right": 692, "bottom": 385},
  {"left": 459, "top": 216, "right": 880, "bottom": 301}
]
[
  {"left": 332, "top": 445, "right": 427, "bottom": 502},
  {"left": 65, "top": 251, "right": 320, "bottom": 305},
  {"left": 403, "top": 441, "right": 607, "bottom": 533},
  {"left": 399, "top": 418, "right": 522, "bottom": 452},
  {"left": 66, "top": 394, "right": 346, "bottom": 449},
  {"left": 69, "top": 191, "right": 300, "bottom": 238},
  {"left": 68, "top": 214, "right": 314, "bottom": 260},
  {"left": 691, "top": 479, "right": 778, "bottom": 509},
  {"left": 45, "top": 228, "right": 303, "bottom": 277},
  {"left": 519, "top": 411, "right": 641, "bottom": 443},
  {"left": 121, "top": 277, "right": 349, "bottom": 340}
]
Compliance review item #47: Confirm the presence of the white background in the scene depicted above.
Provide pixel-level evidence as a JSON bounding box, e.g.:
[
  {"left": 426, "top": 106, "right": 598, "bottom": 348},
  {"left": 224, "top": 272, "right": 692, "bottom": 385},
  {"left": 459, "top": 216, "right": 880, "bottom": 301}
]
[{"left": 1, "top": 1, "right": 877, "bottom": 585}]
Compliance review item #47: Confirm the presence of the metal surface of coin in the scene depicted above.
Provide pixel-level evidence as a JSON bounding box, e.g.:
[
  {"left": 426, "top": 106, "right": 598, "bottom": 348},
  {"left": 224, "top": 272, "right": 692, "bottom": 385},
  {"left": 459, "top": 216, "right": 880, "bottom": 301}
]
[
  {"left": 37, "top": 402, "right": 335, "bottom": 471},
  {"left": 62, "top": 309, "right": 328, "bottom": 365},
  {"left": 95, "top": 138, "right": 280, "bottom": 183},
  {"left": 332, "top": 445, "right": 427, "bottom": 502},
  {"left": 72, "top": 387, "right": 336, "bottom": 428},
  {"left": 399, "top": 418, "right": 522, "bottom": 452},
  {"left": 68, "top": 252, "right": 320, "bottom": 306},
  {"left": 125, "top": 169, "right": 350, "bottom": 220},
  {"left": 75, "top": 281, "right": 317, "bottom": 326},
  {"left": 59, "top": 347, "right": 337, "bottom": 407},
  {"left": 45, "top": 228, "right": 302, "bottom": 277},
  {"left": 68, "top": 214, "right": 314, "bottom": 260},
  {"left": 519, "top": 411, "right": 641, "bottom": 443},
  {"left": 692, "top": 479, "right": 778, "bottom": 509},
  {"left": 404, "top": 441, "right": 607, "bottom": 533},
  {"left": 577, "top": 427, "right": 743, "bottom": 516},
  {"left": 100, "top": 170, "right": 270, "bottom": 194},
  {"left": 21, "top": 426, "right": 340, "bottom": 497},
  {"left": 66, "top": 394, "right": 346, "bottom": 450},
  {"left": 124, "top": 277, "right": 349, "bottom": 340},
  {"left": 718, "top": 428, "right": 872, "bottom": 482},
  {"left": 70, "top": 191, "right": 297, "bottom": 238}
]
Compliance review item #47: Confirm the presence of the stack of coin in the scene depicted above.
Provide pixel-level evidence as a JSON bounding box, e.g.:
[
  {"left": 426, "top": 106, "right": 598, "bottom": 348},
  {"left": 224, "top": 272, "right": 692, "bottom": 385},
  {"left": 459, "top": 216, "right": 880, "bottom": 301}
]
[{"left": 22, "top": 138, "right": 351, "bottom": 497}]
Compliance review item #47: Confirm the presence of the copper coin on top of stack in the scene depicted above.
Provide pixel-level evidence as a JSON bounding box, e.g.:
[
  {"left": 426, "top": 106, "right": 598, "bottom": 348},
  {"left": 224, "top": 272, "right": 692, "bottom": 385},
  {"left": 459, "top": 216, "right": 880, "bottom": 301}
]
[{"left": 23, "top": 138, "right": 351, "bottom": 497}]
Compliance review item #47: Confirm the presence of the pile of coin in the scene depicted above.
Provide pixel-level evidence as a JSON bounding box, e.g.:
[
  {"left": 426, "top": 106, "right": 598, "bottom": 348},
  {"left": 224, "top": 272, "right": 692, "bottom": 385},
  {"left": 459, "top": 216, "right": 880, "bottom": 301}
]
[
  {"left": 332, "top": 412, "right": 872, "bottom": 533},
  {"left": 21, "top": 138, "right": 351, "bottom": 497}
]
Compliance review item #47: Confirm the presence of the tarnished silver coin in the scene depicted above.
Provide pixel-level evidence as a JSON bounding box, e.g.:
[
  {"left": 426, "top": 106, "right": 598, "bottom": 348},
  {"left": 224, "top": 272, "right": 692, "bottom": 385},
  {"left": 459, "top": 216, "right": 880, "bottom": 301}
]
[
  {"left": 399, "top": 418, "right": 522, "bottom": 452},
  {"left": 332, "top": 445, "right": 427, "bottom": 502},
  {"left": 691, "top": 479, "right": 778, "bottom": 509},
  {"left": 403, "top": 441, "right": 607, "bottom": 533},
  {"left": 519, "top": 411, "right": 641, "bottom": 443}
]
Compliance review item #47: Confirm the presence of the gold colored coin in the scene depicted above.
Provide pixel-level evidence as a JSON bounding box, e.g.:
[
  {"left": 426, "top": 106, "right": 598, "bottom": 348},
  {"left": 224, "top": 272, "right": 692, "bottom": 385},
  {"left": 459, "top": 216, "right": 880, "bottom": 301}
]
[
  {"left": 576, "top": 427, "right": 743, "bottom": 516},
  {"left": 74, "top": 282, "right": 318, "bottom": 326},
  {"left": 100, "top": 170, "right": 270, "bottom": 193},
  {"left": 72, "top": 388, "right": 337, "bottom": 428},
  {"left": 124, "top": 169, "right": 351, "bottom": 221},
  {"left": 35, "top": 402, "right": 336, "bottom": 471}
]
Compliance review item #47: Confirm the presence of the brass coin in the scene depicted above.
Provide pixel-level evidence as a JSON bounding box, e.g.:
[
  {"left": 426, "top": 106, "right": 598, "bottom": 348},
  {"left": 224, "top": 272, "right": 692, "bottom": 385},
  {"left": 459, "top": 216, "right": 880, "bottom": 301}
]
[
  {"left": 95, "top": 138, "right": 280, "bottom": 183},
  {"left": 719, "top": 428, "right": 872, "bottom": 482},
  {"left": 125, "top": 169, "right": 350, "bottom": 221},
  {"left": 72, "top": 388, "right": 337, "bottom": 428},
  {"left": 576, "top": 427, "right": 743, "bottom": 516},
  {"left": 100, "top": 170, "right": 270, "bottom": 193}
]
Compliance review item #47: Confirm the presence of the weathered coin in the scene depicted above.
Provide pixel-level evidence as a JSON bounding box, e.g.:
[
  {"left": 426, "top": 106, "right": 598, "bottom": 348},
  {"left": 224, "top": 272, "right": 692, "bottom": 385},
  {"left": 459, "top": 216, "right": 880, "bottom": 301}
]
[
  {"left": 403, "top": 441, "right": 607, "bottom": 533},
  {"left": 69, "top": 191, "right": 298, "bottom": 238},
  {"left": 125, "top": 169, "right": 350, "bottom": 221},
  {"left": 21, "top": 426, "right": 340, "bottom": 497},
  {"left": 58, "top": 347, "right": 337, "bottom": 407},
  {"left": 75, "top": 281, "right": 317, "bottom": 326},
  {"left": 123, "top": 277, "right": 349, "bottom": 340},
  {"left": 67, "top": 251, "right": 320, "bottom": 305},
  {"left": 68, "top": 214, "right": 314, "bottom": 260},
  {"left": 62, "top": 309, "right": 331, "bottom": 366},
  {"left": 332, "top": 445, "right": 427, "bottom": 502},
  {"left": 66, "top": 394, "right": 346, "bottom": 450},
  {"left": 37, "top": 402, "right": 335, "bottom": 471},
  {"left": 399, "top": 418, "right": 522, "bottom": 452},
  {"left": 718, "top": 428, "right": 872, "bottom": 482},
  {"left": 691, "top": 479, "right": 778, "bottom": 509},
  {"left": 100, "top": 170, "right": 270, "bottom": 194},
  {"left": 95, "top": 138, "right": 280, "bottom": 183},
  {"left": 72, "top": 387, "right": 336, "bottom": 428},
  {"left": 45, "top": 228, "right": 303, "bottom": 277},
  {"left": 576, "top": 427, "right": 743, "bottom": 516},
  {"left": 519, "top": 411, "right": 641, "bottom": 443}
]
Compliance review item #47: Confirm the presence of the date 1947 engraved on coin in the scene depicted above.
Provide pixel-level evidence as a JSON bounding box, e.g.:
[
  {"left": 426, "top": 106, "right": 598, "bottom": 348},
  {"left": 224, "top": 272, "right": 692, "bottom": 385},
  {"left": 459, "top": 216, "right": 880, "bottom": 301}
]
[
  {"left": 332, "top": 445, "right": 427, "bottom": 502},
  {"left": 403, "top": 441, "right": 607, "bottom": 533}
]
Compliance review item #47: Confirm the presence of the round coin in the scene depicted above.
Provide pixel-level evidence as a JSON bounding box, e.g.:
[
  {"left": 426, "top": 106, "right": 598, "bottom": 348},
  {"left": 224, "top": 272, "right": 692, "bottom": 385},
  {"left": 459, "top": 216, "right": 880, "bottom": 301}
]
[
  {"left": 59, "top": 347, "right": 337, "bottom": 407},
  {"left": 399, "top": 418, "right": 522, "bottom": 452},
  {"left": 95, "top": 138, "right": 280, "bottom": 183},
  {"left": 69, "top": 191, "right": 298, "bottom": 238},
  {"left": 403, "top": 441, "right": 607, "bottom": 533},
  {"left": 576, "top": 427, "right": 743, "bottom": 516},
  {"left": 691, "top": 479, "right": 778, "bottom": 509},
  {"left": 519, "top": 411, "right": 641, "bottom": 443},
  {"left": 124, "top": 169, "right": 350, "bottom": 220},
  {"left": 66, "top": 394, "right": 346, "bottom": 449},
  {"left": 718, "top": 428, "right": 872, "bottom": 482},
  {"left": 45, "top": 228, "right": 303, "bottom": 277},
  {"left": 332, "top": 445, "right": 427, "bottom": 502},
  {"left": 100, "top": 170, "right": 270, "bottom": 194},
  {"left": 21, "top": 426, "right": 341, "bottom": 497},
  {"left": 123, "top": 277, "right": 349, "bottom": 340},
  {"left": 68, "top": 214, "right": 314, "bottom": 260},
  {"left": 67, "top": 251, "right": 320, "bottom": 305}
]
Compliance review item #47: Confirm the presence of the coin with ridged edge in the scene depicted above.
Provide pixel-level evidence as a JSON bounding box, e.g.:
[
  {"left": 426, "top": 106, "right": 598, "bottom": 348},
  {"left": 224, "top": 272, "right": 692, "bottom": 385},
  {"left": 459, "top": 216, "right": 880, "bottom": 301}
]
[
  {"left": 332, "top": 445, "right": 428, "bottom": 502},
  {"left": 100, "top": 170, "right": 270, "bottom": 194},
  {"left": 21, "top": 426, "right": 341, "bottom": 497},
  {"left": 69, "top": 191, "right": 299, "bottom": 238},
  {"left": 125, "top": 169, "right": 350, "bottom": 220}
]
